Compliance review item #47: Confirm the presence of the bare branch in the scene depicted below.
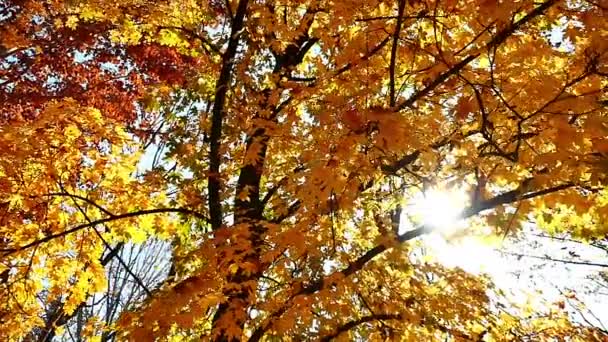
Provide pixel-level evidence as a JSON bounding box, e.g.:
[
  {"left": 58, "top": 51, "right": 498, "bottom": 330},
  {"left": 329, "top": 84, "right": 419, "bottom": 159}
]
[{"left": 498, "top": 251, "right": 608, "bottom": 268}]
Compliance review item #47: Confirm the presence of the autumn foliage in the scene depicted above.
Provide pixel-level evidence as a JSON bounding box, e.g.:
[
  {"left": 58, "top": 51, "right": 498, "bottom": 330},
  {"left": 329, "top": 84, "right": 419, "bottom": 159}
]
[{"left": 1, "top": 0, "right": 608, "bottom": 340}]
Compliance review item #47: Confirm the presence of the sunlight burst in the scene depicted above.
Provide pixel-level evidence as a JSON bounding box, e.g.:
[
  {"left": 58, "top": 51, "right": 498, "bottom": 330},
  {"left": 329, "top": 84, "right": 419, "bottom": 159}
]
[
  {"left": 424, "top": 235, "right": 505, "bottom": 274},
  {"left": 411, "top": 188, "right": 468, "bottom": 231}
]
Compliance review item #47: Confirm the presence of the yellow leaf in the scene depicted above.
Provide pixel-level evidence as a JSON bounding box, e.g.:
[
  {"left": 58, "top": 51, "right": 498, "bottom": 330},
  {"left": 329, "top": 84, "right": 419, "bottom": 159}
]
[
  {"left": 8, "top": 194, "right": 23, "bottom": 210},
  {"left": 66, "top": 15, "right": 79, "bottom": 29},
  {"left": 65, "top": 125, "right": 81, "bottom": 141}
]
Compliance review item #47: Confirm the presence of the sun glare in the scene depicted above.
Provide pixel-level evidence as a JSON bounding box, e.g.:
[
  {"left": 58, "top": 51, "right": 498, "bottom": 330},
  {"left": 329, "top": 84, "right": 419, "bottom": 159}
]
[
  {"left": 424, "top": 235, "right": 504, "bottom": 274},
  {"left": 404, "top": 188, "right": 602, "bottom": 316},
  {"left": 408, "top": 189, "right": 506, "bottom": 274},
  {"left": 411, "top": 188, "right": 468, "bottom": 231},
  {"left": 408, "top": 189, "right": 528, "bottom": 304},
  {"left": 401, "top": 187, "right": 516, "bottom": 286}
]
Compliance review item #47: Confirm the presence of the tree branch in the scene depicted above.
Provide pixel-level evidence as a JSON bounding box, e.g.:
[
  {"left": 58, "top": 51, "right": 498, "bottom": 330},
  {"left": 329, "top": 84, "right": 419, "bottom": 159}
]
[
  {"left": 319, "top": 314, "right": 401, "bottom": 341},
  {"left": 389, "top": 0, "right": 407, "bottom": 107},
  {"left": 1, "top": 208, "right": 206, "bottom": 257},
  {"left": 499, "top": 250, "right": 608, "bottom": 268},
  {"left": 42, "top": 192, "right": 115, "bottom": 217},
  {"left": 335, "top": 37, "right": 391, "bottom": 76},
  {"left": 208, "top": 0, "right": 251, "bottom": 230},
  {"left": 394, "top": 0, "right": 557, "bottom": 111}
]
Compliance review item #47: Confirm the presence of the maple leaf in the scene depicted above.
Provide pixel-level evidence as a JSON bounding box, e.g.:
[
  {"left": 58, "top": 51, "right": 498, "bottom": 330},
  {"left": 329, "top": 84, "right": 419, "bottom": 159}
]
[{"left": 455, "top": 96, "right": 476, "bottom": 122}]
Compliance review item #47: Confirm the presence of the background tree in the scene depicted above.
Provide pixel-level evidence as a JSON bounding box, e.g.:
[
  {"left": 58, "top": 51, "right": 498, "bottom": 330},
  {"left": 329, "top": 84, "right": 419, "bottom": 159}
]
[
  {"left": 22, "top": 238, "right": 170, "bottom": 342},
  {"left": 1, "top": 0, "right": 608, "bottom": 341}
]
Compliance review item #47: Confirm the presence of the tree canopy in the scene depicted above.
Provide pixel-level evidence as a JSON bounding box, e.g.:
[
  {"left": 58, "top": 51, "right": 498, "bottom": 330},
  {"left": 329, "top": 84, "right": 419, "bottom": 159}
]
[{"left": 1, "top": 0, "right": 607, "bottom": 340}]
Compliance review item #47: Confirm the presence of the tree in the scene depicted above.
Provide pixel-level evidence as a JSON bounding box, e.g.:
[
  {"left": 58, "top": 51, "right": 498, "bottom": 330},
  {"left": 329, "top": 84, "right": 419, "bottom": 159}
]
[
  {"left": 1, "top": 0, "right": 608, "bottom": 340},
  {"left": 21, "top": 238, "right": 170, "bottom": 342},
  {"left": 61, "top": 239, "right": 171, "bottom": 342}
]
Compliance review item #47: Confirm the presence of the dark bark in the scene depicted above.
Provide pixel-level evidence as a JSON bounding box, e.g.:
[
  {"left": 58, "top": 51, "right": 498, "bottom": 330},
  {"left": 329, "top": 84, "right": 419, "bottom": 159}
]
[{"left": 208, "top": 0, "right": 251, "bottom": 231}]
